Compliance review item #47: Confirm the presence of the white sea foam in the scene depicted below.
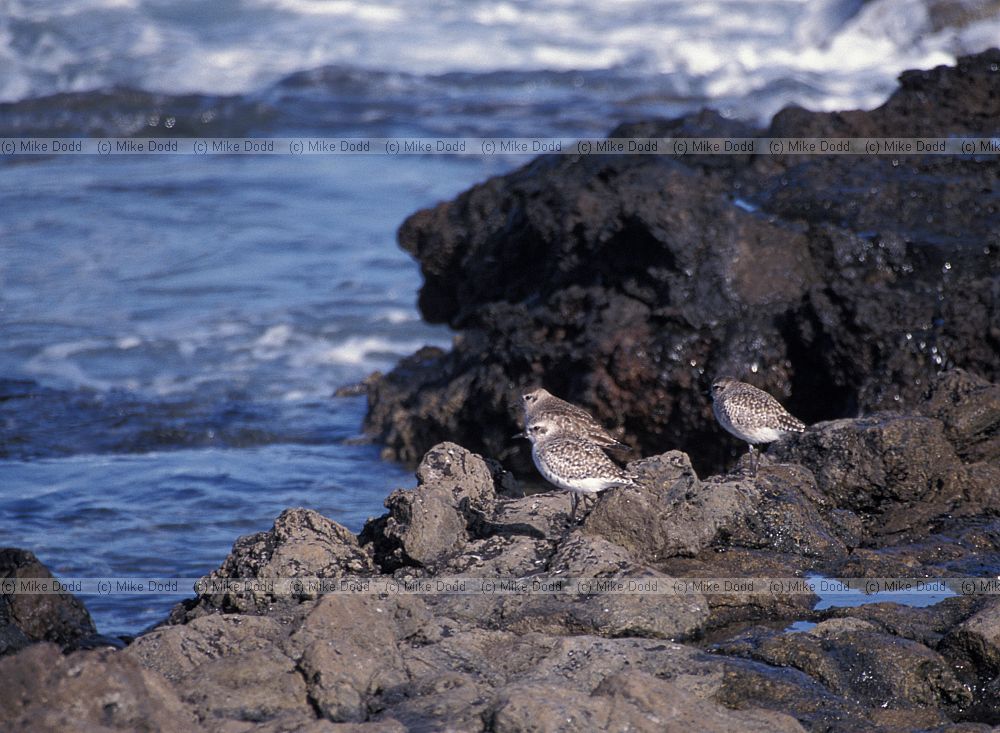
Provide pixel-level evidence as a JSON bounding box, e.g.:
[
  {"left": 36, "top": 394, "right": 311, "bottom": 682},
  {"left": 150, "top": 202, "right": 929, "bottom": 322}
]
[
  {"left": 23, "top": 340, "right": 115, "bottom": 391},
  {"left": 254, "top": 324, "right": 293, "bottom": 349},
  {"left": 17, "top": 318, "right": 447, "bottom": 401},
  {"left": 1, "top": 0, "right": 996, "bottom": 118},
  {"left": 266, "top": 0, "right": 404, "bottom": 22},
  {"left": 318, "top": 335, "right": 434, "bottom": 367},
  {"left": 375, "top": 308, "right": 414, "bottom": 325}
]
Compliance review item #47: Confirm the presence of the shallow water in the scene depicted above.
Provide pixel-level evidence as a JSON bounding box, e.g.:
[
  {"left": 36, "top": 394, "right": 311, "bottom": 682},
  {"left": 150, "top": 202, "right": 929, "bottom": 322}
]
[
  {"left": 0, "top": 438, "right": 401, "bottom": 631},
  {"left": 810, "top": 576, "right": 957, "bottom": 610},
  {"left": 785, "top": 620, "right": 819, "bottom": 633}
]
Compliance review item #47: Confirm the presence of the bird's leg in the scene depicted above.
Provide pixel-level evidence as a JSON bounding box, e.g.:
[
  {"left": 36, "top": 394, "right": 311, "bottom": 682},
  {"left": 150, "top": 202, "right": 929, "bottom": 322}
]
[
  {"left": 570, "top": 493, "right": 579, "bottom": 523},
  {"left": 748, "top": 444, "right": 759, "bottom": 477}
]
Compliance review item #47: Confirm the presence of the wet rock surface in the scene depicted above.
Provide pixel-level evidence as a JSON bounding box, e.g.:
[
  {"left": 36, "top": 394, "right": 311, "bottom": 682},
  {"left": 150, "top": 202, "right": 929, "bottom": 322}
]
[
  {"left": 0, "top": 548, "right": 99, "bottom": 656},
  {"left": 4, "top": 370, "right": 1000, "bottom": 731},
  {"left": 363, "top": 49, "right": 1000, "bottom": 477},
  {"left": 715, "top": 618, "right": 972, "bottom": 710}
]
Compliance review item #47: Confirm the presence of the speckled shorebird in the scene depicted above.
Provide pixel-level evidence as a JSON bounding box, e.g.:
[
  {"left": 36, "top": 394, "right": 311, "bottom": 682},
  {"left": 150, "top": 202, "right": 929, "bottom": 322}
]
[
  {"left": 521, "top": 387, "right": 628, "bottom": 451},
  {"left": 523, "top": 416, "right": 636, "bottom": 521},
  {"left": 711, "top": 377, "right": 806, "bottom": 476}
]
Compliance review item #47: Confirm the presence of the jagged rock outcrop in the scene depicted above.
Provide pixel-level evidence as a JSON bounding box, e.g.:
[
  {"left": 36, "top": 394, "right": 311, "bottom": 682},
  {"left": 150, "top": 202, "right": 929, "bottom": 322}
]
[{"left": 363, "top": 49, "right": 1000, "bottom": 477}]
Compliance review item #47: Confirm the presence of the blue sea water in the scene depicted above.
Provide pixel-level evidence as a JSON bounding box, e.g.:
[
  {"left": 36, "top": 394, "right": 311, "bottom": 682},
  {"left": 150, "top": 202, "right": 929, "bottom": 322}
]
[{"left": 1, "top": 0, "right": 997, "bottom": 636}]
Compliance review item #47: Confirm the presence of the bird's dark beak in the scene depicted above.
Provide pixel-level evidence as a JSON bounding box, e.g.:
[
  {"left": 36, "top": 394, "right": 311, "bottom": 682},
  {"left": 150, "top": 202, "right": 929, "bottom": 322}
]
[{"left": 512, "top": 431, "right": 526, "bottom": 440}]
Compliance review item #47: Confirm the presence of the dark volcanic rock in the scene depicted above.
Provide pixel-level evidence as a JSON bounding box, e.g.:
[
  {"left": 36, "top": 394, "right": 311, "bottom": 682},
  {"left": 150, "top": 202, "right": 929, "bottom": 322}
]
[
  {"left": 360, "top": 442, "right": 502, "bottom": 571},
  {"left": 0, "top": 643, "right": 198, "bottom": 732},
  {"left": 919, "top": 368, "right": 1000, "bottom": 465},
  {"left": 769, "top": 413, "right": 970, "bottom": 543},
  {"left": 940, "top": 598, "right": 1000, "bottom": 684},
  {"left": 291, "top": 594, "right": 428, "bottom": 723},
  {"left": 587, "top": 452, "right": 846, "bottom": 563},
  {"left": 125, "top": 613, "right": 291, "bottom": 682},
  {"left": 364, "top": 49, "right": 1000, "bottom": 476},
  {"left": 0, "top": 548, "right": 97, "bottom": 656},
  {"left": 771, "top": 368, "right": 1000, "bottom": 548},
  {"left": 489, "top": 670, "right": 808, "bottom": 733},
  {"left": 715, "top": 619, "right": 972, "bottom": 710},
  {"left": 818, "top": 595, "right": 986, "bottom": 649},
  {"left": 482, "top": 530, "right": 711, "bottom": 641},
  {"left": 130, "top": 591, "right": 433, "bottom": 728},
  {"left": 165, "top": 373, "right": 1000, "bottom": 727},
  {"left": 169, "top": 508, "right": 378, "bottom": 619},
  {"left": 173, "top": 647, "right": 312, "bottom": 724}
]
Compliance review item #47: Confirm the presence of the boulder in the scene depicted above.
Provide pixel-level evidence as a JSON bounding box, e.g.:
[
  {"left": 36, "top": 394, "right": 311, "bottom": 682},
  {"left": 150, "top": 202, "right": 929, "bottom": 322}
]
[
  {"left": 489, "top": 671, "right": 807, "bottom": 733},
  {"left": 173, "top": 647, "right": 311, "bottom": 724},
  {"left": 939, "top": 598, "right": 1000, "bottom": 681},
  {"left": 124, "top": 613, "right": 290, "bottom": 681},
  {"left": 291, "top": 595, "right": 424, "bottom": 722},
  {"left": 586, "top": 452, "right": 845, "bottom": 563},
  {"left": 360, "top": 442, "right": 499, "bottom": 570},
  {"left": 0, "top": 547, "right": 98, "bottom": 655},
  {"left": 172, "top": 508, "right": 377, "bottom": 618},
  {"left": 0, "top": 643, "right": 197, "bottom": 732},
  {"left": 770, "top": 414, "right": 970, "bottom": 542},
  {"left": 919, "top": 368, "right": 1000, "bottom": 465},
  {"left": 715, "top": 619, "right": 972, "bottom": 710},
  {"left": 500, "top": 532, "right": 710, "bottom": 640}
]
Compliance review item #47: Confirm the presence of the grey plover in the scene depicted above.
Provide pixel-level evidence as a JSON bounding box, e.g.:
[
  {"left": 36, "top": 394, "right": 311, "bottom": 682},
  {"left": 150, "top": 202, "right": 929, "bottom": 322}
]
[
  {"left": 523, "top": 416, "right": 636, "bottom": 521},
  {"left": 521, "top": 387, "right": 628, "bottom": 451},
  {"left": 711, "top": 377, "right": 806, "bottom": 476}
]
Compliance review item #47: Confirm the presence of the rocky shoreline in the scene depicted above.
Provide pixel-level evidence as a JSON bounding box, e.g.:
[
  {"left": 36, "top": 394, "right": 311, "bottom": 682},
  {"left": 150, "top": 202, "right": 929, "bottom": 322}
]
[
  {"left": 3, "top": 50, "right": 1000, "bottom": 732},
  {"left": 362, "top": 48, "right": 999, "bottom": 477},
  {"left": 3, "top": 368, "right": 1000, "bottom": 731}
]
